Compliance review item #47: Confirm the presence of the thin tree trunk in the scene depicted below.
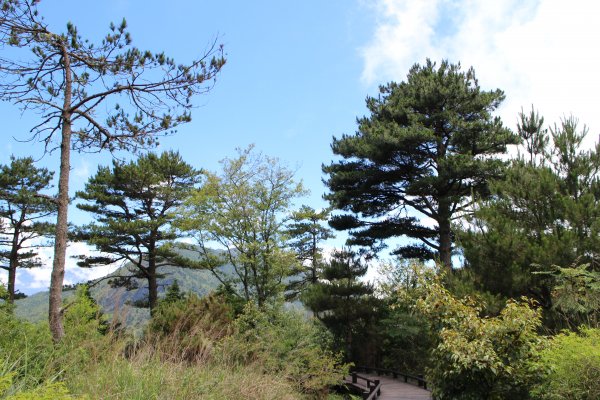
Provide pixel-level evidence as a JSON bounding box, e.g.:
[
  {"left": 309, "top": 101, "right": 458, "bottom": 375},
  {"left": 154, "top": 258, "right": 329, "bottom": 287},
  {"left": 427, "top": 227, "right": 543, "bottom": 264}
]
[
  {"left": 7, "top": 263, "right": 16, "bottom": 304},
  {"left": 8, "top": 224, "right": 20, "bottom": 303},
  {"left": 49, "top": 44, "right": 72, "bottom": 343},
  {"left": 148, "top": 269, "right": 158, "bottom": 313}
]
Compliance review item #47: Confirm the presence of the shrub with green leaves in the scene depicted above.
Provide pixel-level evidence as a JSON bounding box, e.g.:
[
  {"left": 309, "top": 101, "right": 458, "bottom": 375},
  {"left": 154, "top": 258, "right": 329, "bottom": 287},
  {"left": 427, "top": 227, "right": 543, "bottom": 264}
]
[
  {"left": 222, "top": 302, "right": 348, "bottom": 396},
  {"left": 0, "top": 369, "right": 80, "bottom": 400},
  {"left": 532, "top": 328, "right": 600, "bottom": 399},
  {"left": 416, "top": 278, "right": 546, "bottom": 399}
]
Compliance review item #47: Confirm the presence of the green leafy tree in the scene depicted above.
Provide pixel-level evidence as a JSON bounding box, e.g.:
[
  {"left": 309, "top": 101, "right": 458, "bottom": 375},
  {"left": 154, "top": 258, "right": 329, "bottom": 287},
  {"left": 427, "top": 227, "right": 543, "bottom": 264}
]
[
  {"left": 323, "top": 59, "right": 518, "bottom": 270},
  {"left": 178, "top": 146, "right": 306, "bottom": 307},
  {"left": 302, "top": 249, "right": 378, "bottom": 363},
  {"left": 0, "top": 0, "right": 224, "bottom": 341},
  {"left": 76, "top": 151, "right": 201, "bottom": 312},
  {"left": 375, "top": 260, "right": 434, "bottom": 374},
  {"left": 538, "top": 262, "right": 600, "bottom": 329},
  {"left": 285, "top": 205, "right": 334, "bottom": 298},
  {"left": 0, "top": 157, "right": 55, "bottom": 303},
  {"left": 416, "top": 277, "right": 546, "bottom": 399}
]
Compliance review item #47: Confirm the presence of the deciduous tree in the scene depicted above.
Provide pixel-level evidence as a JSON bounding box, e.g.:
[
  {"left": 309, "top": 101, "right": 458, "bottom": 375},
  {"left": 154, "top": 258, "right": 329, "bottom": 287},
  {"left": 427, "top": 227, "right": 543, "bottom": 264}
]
[
  {"left": 0, "top": 0, "right": 224, "bottom": 341},
  {"left": 179, "top": 146, "right": 305, "bottom": 307}
]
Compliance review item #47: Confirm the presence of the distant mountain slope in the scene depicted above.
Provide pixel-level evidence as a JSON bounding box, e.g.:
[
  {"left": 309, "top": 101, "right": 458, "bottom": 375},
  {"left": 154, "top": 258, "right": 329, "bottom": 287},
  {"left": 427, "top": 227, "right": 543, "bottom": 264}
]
[{"left": 15, "top": 262, "right": 231, "bottom": 328}]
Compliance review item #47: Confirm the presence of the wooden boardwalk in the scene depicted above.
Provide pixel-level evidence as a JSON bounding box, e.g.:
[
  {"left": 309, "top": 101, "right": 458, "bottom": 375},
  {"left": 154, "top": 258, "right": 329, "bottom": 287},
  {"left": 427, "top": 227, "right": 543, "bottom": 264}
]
[{"left": 344, "top": 373, "right": 432, "bottom": 400}]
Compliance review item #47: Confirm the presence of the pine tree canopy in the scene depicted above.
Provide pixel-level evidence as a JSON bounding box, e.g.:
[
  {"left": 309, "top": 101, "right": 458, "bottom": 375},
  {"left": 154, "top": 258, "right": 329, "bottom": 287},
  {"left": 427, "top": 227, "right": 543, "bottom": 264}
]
[
  {"left": 75, "top": 151, "right": 201, "bottom": 310},
  {"left": 323, "top": 59, "right": 519, "bottom": 269}
]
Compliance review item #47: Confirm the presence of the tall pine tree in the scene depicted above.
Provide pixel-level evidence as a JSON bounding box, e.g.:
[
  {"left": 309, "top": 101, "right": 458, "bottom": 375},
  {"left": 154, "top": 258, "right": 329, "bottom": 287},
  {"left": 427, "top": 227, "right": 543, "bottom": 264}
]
[
  {"left": 0, "top": 157, "right": 55, "bottom": 302},
  {"left": 458, "top": 112, "right": 600, "bottom": 327},
  {"left": 323, "top": 60, "right": 518, "bottom": 270},
  {"left": 76, "top": 151, "right": 201, "bottom": 312}
]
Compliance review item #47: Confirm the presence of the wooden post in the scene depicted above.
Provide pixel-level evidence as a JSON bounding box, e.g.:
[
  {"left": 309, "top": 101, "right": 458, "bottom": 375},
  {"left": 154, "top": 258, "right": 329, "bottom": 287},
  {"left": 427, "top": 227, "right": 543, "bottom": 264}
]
[
  {"left": 418, "top": 374, "right": 424, "bottom": 387},
  {"left": 375, "top": 380, "right": 381, "bottom": 396},
  {"left": 352, "top": 372, "right": 357, "bottom": 384},
  {"left": 362, "top": 391, "right": 370, "bottom": 400},
  {"left": 393, "top": 371, "right": 398, "bottom": 379}
]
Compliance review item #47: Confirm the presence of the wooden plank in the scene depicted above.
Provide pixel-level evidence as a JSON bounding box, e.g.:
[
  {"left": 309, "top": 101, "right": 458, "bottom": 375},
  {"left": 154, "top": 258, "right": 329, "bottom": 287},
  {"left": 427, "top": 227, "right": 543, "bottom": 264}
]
[{"left": 345, "top": 373, "right": 432, "bottom": 400}]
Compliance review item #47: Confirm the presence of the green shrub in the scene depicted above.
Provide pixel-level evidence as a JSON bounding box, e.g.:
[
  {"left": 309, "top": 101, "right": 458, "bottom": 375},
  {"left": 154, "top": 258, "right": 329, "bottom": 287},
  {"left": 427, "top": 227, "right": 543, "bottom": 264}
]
[
  {"left": 532, "top": 328, "right": 600, "bottom": 399},
  {"left": 0, "top": 375, "right": 79, "bottom": 400},
  {"left": 417, "top": 279, "right": 546, "bottom": 400},
  {"left": 222, "top": 302, "right": 348, "bottom": 396},
  {"left": 147, "top": 293, "right": 233, "bottom": 363}
]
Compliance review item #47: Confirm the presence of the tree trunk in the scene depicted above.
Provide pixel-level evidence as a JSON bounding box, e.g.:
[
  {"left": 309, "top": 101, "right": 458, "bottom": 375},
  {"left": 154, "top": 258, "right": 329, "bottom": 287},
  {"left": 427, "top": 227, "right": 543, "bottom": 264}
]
[
  {"left": 49, "top": 44, "right": 72, "bottom": 343},
  {"left": 148, "top": 269, "right": 158, "bottom": 313},
  {"left": 7, "top": 224, "right": 20, "bottom": 303},
  {"left": 49, "top": 124, "right": 70, "bottom": 342},
  {"left": 7, "top": 263, "right": 16, "bottom": 304},
  {"left": 438, "top": 216, "right": 453, "bottom": 272}
]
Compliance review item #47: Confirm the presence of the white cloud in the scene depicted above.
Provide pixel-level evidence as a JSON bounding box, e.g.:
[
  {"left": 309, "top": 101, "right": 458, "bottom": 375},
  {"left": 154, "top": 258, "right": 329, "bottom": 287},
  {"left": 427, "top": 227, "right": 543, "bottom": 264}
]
[
  {"left": 361, "top": 0, "right": 600, "bottom": 144},
  {"left": 2, "top": 241, "right": 120, "bottom": 294},
  {"left": 73, "top": 158, "right": 91, "bottom": 181}
]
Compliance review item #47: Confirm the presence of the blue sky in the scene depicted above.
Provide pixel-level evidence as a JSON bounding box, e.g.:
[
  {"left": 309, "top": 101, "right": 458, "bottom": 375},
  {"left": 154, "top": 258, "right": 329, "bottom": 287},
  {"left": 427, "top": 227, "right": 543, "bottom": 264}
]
[{"left": 2, "top": 0, "right": 599, "bottom": 294}]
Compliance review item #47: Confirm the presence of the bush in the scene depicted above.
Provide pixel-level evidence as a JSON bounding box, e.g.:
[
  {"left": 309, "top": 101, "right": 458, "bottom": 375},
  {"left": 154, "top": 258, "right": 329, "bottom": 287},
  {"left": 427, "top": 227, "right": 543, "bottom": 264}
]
[
  {"left": 416, "top": 278, "right": 546, "bottom": 400},
  {"left": 221, "top": 302, "right": 348, "bottom": 396},
  {"left": 532, "top": 327, "right": 600, "bottom": 399},
  {"left": 0, "top": 369, "right": 80, "bottom": 400},
  {"left": 146, "top": 293, "right": 233, "bottom": 363}
]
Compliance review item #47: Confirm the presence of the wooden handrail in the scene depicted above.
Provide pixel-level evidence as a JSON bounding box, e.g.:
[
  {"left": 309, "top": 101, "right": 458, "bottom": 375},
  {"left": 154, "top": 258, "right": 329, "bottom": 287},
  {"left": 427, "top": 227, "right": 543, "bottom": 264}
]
[
  {"left": 349, "top": 372, "right": 382, "bottom": 399},
  {"left": 353, "top": 365, "right": 429, "bottom": 390}
]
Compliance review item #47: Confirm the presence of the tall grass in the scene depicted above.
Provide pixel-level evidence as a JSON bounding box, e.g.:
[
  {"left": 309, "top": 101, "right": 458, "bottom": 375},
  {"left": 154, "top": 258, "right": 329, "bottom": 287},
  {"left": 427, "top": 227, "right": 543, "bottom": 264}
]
[{"left": 1, "top": 290, "right": 346, "bottom": 399}]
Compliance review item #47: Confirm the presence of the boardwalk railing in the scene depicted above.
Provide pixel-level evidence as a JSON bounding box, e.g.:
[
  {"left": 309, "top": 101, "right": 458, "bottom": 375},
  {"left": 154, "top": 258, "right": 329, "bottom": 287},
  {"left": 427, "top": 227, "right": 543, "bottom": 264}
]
[
  {"left": 348, "top": 372, "right": 383, "bottom": 400},
  {"left": 353, "top": 365, "right": 429, "bottom": 390}
]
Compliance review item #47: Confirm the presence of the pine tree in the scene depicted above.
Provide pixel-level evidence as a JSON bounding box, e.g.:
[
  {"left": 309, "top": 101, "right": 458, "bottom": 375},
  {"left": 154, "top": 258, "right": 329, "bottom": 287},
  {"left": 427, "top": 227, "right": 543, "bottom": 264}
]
[
  {"left": 458, "top": 112, "right": 600, "bottom": 326},
  {"left": 0, "top": 157, "right": 55, "bottom": 302},
  {"left": 76, "top": 151, "right": 201, "bottom": 312},
  {"left": 302, "top": 249, "right": 378, "bottom": 362},
  {"left": 0, "top": 0, "right": 224, "bottom": 341},
  {"left": 285, "top": 205, "right": 334, "bottom": 298},
  {"left": 323, "top": 60, "right": 518, "bottom": 270}
]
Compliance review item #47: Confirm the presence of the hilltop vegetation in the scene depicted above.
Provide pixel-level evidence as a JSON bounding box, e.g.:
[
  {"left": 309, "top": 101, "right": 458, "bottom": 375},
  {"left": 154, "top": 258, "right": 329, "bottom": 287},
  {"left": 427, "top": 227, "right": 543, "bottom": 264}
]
[{"left": 0, "top": 1, "right": 599, "bottom": 397}]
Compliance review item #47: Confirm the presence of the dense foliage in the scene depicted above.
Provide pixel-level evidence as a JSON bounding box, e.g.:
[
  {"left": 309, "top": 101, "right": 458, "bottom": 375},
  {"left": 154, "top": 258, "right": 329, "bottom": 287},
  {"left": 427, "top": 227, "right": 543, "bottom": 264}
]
[
  {"left": 76, "top": 151, "right": 201, "bottom": 311},
  {"left": 458, "top": 110, "right": 600, "bottom": 329},
  {"left": 417, "top": 278, "right": 546, "bottom": 399},
  {"left": 178, "top": 145, "right": 306, "bottom": 306},
  {"left": 0, "top": 157, "right": 55, "bottom": 302},
  {"left": 324, "top": 59, "right": 517, "bottom": 269},
  {"left": 532, "top": 328, "right": 600, "bottom": 400}
]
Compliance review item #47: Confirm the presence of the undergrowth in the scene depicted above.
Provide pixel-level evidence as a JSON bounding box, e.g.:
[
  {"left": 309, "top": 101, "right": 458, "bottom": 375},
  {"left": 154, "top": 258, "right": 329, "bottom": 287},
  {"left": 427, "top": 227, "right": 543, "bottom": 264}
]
[{"left": 0, "top": 287, "right": 347, "bottom": 399}]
